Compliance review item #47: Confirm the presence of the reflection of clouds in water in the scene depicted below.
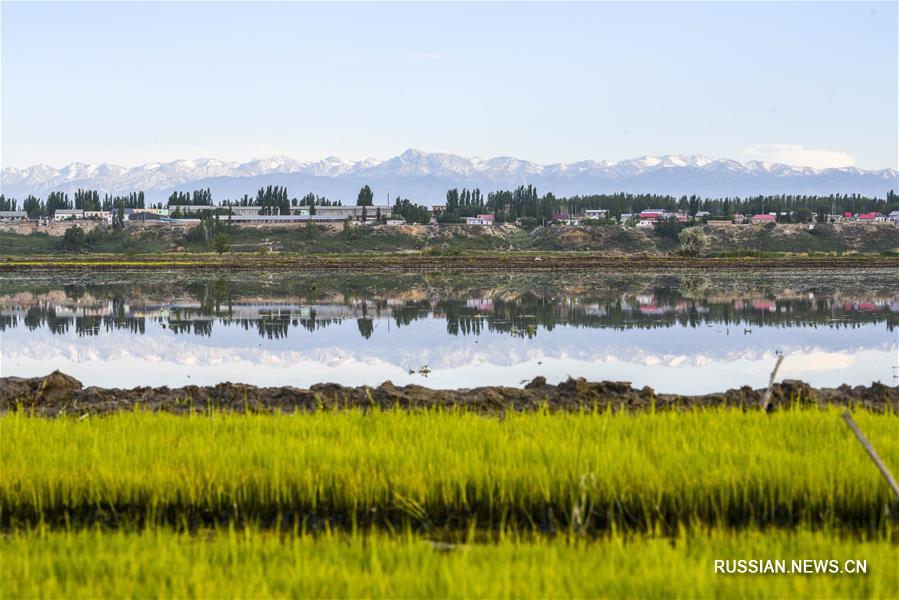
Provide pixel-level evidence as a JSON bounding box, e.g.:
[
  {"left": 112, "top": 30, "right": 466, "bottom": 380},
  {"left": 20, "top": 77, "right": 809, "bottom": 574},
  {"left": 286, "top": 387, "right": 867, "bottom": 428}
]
[
  {"left": 3, "top": 318, "right": 892, "bottom": 373},
  {"left": 782, "top": 352, "right": 855, "bottom": 373}
]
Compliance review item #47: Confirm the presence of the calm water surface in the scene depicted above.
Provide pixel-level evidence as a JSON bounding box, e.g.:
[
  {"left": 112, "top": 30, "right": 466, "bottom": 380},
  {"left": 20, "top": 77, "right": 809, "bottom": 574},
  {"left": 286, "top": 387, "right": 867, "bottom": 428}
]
[{"left": 1, "top": 270, "right": 896, "bottom": 393}]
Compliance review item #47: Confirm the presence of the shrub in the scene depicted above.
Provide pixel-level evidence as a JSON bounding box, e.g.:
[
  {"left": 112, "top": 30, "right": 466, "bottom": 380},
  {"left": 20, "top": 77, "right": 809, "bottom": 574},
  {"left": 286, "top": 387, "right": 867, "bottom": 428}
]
[
  {"left": 62, "top": 226, "right": 86, "bottom": 251},
  {"left": 212, "top": 233, "right": 230, "bottom": 254},
  {"left": 422, "top": 243, "right": 461, "bottom": 256},
  {"left": 678, "top": 227, "right": 709, "bottom": 257}
]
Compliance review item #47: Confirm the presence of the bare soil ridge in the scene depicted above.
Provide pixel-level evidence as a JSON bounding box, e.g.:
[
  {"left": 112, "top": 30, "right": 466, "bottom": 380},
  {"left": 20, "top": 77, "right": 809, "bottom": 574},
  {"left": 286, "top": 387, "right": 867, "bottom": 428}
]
[{"left": 2, "top": 372, "right": 895, "bottom": 417}]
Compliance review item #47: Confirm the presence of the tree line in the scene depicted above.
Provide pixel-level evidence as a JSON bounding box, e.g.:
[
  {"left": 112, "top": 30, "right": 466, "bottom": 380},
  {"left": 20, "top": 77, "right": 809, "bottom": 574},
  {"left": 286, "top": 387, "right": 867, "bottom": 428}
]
[
  {"left": 436, "top": 187, "right": 898, "bottom": 223},
  {"left": 4, "top": 186, "right": 895, "bottom": 222},
  {"left": 3, "top": 190, "right": 150, "bottom": 218}
]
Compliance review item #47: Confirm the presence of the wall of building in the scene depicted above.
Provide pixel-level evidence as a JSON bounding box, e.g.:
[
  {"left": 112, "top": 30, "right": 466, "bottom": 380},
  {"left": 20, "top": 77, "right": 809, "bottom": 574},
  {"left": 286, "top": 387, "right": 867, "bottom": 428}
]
[{"left": 0, "top": 220, "right": 103, "bottom": 237}]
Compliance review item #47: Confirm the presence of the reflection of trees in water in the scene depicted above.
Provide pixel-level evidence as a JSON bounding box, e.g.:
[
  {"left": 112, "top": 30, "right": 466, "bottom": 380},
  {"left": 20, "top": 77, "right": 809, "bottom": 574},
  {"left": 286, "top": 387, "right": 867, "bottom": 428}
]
[
  {"left": 257, "top": 313, "right": 291, "bottom": 340},
  {"left": 167, "top": 320, "right": 212, "bottom": 336},
  {"left": 4, "top": 293, "right": 896, "bottom": 341},
  {"left": 357, "top": 318, "right": 374, "bottom": 339},
  {"left": 0, "top": 315, "right": 18, "bottom": 331}
]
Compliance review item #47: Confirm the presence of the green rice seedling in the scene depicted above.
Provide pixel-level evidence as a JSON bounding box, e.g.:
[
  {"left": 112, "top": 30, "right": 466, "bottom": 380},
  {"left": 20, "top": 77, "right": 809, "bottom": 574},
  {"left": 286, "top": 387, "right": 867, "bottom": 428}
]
[
  {"left": 2, "top": 526, "right": 897, "bottom": 599},
  {"left": 1, "top": 408, "right": 896, "bottom": 531}
]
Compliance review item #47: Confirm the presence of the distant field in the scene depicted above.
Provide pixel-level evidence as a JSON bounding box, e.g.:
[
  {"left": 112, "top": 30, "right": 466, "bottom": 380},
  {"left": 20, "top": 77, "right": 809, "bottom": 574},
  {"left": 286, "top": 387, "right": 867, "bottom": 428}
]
[
  {"left": 4, "top": 527, "right": 897, "bottom": 599},
  {"left": 3, "top": 409, "right": 897, "bottom": 530}
]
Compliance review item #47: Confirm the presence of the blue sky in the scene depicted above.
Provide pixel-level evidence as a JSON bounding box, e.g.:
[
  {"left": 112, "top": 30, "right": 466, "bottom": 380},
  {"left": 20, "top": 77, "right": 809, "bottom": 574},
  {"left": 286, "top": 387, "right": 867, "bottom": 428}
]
[{"left": 2, "top": 1, "right": 896, "bottom": 169}]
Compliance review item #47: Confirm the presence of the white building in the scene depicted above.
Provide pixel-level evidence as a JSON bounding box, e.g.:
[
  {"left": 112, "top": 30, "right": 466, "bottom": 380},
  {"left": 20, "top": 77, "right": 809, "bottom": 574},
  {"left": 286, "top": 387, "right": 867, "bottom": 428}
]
[
  {"left": 84, "top": 210, "right": 113, "bottom": 224},
  {"left": 464, "top": 214, "right": 495, "bottom": 226},
  {"left": 313, "top": 205, "right": 392, "bottom": 222},
  {"left": 53, "top": 209, "right": 84, "bottom": 221},
  {"left": 584, "top": 209, "right": 609, "bottom": 219},
  {"left": 0, "top": 211, "right": 27, "bottom": 221}
]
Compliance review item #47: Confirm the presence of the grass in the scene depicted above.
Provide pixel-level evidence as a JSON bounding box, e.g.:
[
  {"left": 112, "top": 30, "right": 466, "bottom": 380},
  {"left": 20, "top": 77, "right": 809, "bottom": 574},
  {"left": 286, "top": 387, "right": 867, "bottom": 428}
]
[
  {"left": 2, "top": 408, "right": 897, "bottom": 531},
  {"left": 2, "top": 527, "right": 897, "bottom": 599},
  {"left": 0, "top": 230, "right": 59, "bottom": 253}
]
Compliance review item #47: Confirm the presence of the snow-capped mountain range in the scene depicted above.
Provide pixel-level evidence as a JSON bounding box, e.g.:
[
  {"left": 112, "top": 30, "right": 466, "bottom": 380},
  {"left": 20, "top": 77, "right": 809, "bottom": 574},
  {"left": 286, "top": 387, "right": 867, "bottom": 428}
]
[{"left": 2, "top": 149, "right": 896, "bottom": 203}]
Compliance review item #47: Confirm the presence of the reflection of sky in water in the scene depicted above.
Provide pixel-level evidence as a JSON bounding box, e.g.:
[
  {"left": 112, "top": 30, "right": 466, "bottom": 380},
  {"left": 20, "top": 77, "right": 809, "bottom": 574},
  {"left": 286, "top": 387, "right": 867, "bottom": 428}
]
[{"left": 2, "top": 315, "right": 895, "bottom": 394}]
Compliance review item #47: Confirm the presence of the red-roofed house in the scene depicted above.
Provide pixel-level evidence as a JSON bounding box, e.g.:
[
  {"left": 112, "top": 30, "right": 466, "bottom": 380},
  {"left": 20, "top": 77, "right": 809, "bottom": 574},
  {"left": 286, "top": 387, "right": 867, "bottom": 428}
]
[
  {"left": 751, "top": 214, "right": 776, "bottom": 223},
  {"left": 857, "top": 212, "right": 885, "bottom": 222},
  {"left": 639, "top": 209, "right": 667, "bottom": 221}
]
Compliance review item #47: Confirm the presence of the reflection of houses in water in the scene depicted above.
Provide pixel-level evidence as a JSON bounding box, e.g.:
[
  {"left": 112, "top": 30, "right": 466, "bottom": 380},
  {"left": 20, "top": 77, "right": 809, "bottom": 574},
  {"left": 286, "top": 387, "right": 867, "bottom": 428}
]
[
  {"left": 1, "top": 290, "right": 897, "bottom": 340},
  {"left": 466, "top": 298, "right": 495, "bottom": 311},
  {"left": 751, "top": 300, "right": 777, "bottom": 312}
]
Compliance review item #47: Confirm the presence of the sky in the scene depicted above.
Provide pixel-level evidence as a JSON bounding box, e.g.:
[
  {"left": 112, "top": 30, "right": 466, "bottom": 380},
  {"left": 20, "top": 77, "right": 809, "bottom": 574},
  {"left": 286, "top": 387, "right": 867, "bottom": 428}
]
[{"left": 1, "top": 1, "right": 896, "bottom": 170}]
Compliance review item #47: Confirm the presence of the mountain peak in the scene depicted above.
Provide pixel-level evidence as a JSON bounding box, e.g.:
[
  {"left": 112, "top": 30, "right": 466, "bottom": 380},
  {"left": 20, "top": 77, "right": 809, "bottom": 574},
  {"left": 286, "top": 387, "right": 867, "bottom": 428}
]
[{"left": 2, "top": 151, "right": 895, "bottom": 202}]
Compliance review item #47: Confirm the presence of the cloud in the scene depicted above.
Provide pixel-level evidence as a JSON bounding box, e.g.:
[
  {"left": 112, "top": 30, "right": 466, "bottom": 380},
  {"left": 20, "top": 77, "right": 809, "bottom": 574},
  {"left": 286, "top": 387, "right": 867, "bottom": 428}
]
[{"left": 743, "top": 144, "right": 856, "bottom": 169}]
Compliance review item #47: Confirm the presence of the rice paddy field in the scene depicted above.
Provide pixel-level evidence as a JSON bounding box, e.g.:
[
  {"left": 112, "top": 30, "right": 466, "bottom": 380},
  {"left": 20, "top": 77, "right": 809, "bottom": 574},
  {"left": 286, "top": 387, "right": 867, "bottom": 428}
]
[
  {"left": 1, "top": 407, "right": 898, "bottom": 598},
  {"left": 4, "top": 528, "right": 898, "bottom": 599}
]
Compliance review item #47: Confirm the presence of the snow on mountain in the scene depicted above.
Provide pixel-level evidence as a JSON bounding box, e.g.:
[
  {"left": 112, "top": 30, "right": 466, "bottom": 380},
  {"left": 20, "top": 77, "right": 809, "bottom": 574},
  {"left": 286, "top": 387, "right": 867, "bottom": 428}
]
[{"left": 2, "top": 150, "right": 896, "bottom": 203}]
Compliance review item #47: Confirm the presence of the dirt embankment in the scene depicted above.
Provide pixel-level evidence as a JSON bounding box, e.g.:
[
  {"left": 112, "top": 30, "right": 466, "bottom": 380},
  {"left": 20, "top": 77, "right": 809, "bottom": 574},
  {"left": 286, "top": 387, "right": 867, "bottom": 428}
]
[
  {"left": 2, "top": 372, "right": 895, "bottom": 417},
  {"left": 530, "top": 222, "right": 899, "bottom": 254}
]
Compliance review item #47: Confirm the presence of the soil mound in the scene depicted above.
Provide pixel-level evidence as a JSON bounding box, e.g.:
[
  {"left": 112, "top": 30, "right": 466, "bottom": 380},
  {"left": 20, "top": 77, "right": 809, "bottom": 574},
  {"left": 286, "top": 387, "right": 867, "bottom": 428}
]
[{"left": 1, "top": 372, "right": 895, "bottom": 417}]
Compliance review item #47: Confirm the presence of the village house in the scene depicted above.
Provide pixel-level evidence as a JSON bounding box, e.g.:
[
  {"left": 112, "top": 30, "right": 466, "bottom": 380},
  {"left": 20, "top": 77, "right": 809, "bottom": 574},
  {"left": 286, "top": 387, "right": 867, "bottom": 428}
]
[
  {"left": 856, "top": 212, "right": 886, "bottom": 222},
  {"left": 584, "top": 209, "right": 609, "bottom": 220},
  {"left": 227, "top": 205, "right": 264, "bottom": 216},
  {"left": 751, "top": 214, "right": 776, "bottom": 224},
  {"left": 0, "top": 210, "right": 28, "bottom": 221},
  {"left": 53, "top": 209, "right": 84, "bottom": 221},
  {"left": 84, "top": 210, "right": 113, "bottom": 224},
  {"left": 312, "top": 205, "right": 392, "bottom": 222},
  {"left": 888, "top": 211, "right": 899, "bottom": 223},
  {"left": 464, "top": 214, "right": 495, "bottom": 226},
  {"left": 552, "top": 212, "right": 581, "bottom": 225},
  {"left": 638, "top": 209, "right": 667, "bottom": 221}
]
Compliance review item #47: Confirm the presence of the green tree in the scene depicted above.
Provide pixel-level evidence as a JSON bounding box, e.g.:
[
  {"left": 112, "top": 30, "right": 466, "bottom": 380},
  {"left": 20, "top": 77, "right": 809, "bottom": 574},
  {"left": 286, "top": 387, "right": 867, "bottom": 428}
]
[
  {"left": 62, "top": 226, "right": 87, "bottom": 251},
  {"left": 22, "top": 195, "right": 44, "bottom": 219},
  {"left": 792, "top": 207, "right": 813, "bottom": 223},
  {"left": 357, "top": 185, "right": 374, "bottom": 206}
]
